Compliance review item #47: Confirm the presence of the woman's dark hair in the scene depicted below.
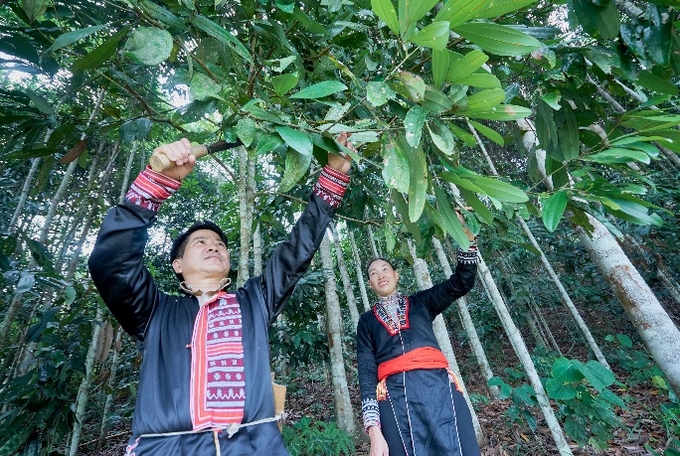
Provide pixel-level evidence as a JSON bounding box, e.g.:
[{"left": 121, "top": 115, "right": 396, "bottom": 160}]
[{"left": 365, "top": 257, "right": 397, "bottom": 278}]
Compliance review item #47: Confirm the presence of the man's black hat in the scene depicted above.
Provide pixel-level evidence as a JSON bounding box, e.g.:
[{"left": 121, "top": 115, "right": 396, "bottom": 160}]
[{"left": 170, "top": 220, "right": 228, "bottom": 262}]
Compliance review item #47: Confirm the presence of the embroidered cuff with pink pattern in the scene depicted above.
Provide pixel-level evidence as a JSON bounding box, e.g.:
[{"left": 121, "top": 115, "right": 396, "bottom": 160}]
[
  {"left": 125, "top": 165, "right": 181, "bottom": 212},
  {"left": 312, "top": 165, "right": 350, "bottom": 209}
]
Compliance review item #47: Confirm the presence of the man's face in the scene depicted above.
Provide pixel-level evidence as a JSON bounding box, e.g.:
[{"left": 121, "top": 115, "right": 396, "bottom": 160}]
[
  {"left": 172, "top": 229, "right": 230, "bottom": 283},
  {"left": 367, "top": 259, "right": 399, "bottom": 297}
]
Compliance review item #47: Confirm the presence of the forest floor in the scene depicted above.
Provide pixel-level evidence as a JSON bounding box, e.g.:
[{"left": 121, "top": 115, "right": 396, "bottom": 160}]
[
  {"left": 86, "top": 364, "right": 675, "bottom": 456},
  {"left": 86, "top": 299, "right": 680, "bottom": 455}
]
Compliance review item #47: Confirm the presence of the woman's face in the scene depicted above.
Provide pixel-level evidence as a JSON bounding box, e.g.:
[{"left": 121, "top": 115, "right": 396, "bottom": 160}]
[{"left": 367, "top": 259, "right": 399, "bottom": 297}]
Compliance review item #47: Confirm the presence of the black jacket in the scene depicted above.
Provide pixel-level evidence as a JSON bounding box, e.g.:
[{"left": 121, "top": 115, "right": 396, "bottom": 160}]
[{"left": 89, "top": 193, "right": 337, "bottom": 455}]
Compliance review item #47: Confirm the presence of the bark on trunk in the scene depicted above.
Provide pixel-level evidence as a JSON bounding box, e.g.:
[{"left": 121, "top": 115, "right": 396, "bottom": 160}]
[
  {"left": 349, "top": 229, "right": 371, "bottom": 311},
  {"left": 477, "top": 255, "right": 573, "bottom": 455},
  {"left": 319, "top": 234, "right": 357, "bottom": 435},
  {"left": 237, "top": 146, "right": 256, "bottom": 287},
  {"left": 576, "top": 215, "right": 680, "bottom": 396},
  {"left": 330, "top": 223, "right": 359, "bottom": 329}
]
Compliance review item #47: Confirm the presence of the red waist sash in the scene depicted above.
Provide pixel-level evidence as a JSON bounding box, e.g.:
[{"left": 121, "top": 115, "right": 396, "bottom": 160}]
[{"left": 377, "top": 347, "right": 448, "bottom": 381}]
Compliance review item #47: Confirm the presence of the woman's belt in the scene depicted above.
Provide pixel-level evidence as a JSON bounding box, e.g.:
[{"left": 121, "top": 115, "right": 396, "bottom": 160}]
[
  {"left": 377, "top": 346, "right": 448, "bottom": 381},
  {"left": 376, "top": 347, "right": 463, "bottom": 400}
]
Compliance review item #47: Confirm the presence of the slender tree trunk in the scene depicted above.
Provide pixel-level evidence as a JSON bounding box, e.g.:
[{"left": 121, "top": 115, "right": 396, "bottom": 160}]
[
  {"left": 366, "top": 225, "right": 379, "bottom": 258},
  {"left": 470, "top": 121, "right": 610, "bottom": 368},
  {"left": 318, "top": 234, "right": 356, "bottom": 435},
  {"left": 68, "top": 307, "right": 105, "bottom": 456},
  {"left": 575, "top": 216, "right": 680, "bottom": 396},
  {"left": 349, "top": 229, "right": 371, "bottom": 312},
  {"left": 330, "top": 223, "right": 359, "bottom": 329},
  {"left": 432, "top": 238, "right": 499, "bottom": 399},
  {"left": 408, "top": 240, "right": 485, "bottom": 444},
  {"left": 519, "top": 118, "right": 680, "bottom": 396},
  {"left": 118, "top": 141, "right": 138, "bottom": 204},
  {"left": 237, "top": 146, "right": 256, "bottom": 287},
  {"left": 253, "top": 223, "right": 263, "bottom": 277},
  {"left": 8, "top": 158, "right": 41, "bottom": 235},
  {"left": 477, "top": 255, "right": 573, "bottom": 455},
  {"left": 96, "top": 326, "right": 124, "bottom": 451}
]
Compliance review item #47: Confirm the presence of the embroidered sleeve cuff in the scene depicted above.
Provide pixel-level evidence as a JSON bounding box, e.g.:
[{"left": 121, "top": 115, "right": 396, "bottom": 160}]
[
  {"left": 361, "top": 398, "right": 381, "bottom": 432},
  {"left": 313, "top": 165, "right": 350, "bottom": 209},
  {"left": 125, "top": 165, "right": 181, "bottom": 212},
  {"left": 457, "top": 239, "right": 479, "bottom": 265}
]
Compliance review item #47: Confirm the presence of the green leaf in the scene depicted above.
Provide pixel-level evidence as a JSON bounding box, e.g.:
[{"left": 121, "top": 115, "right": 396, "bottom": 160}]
[
  {"left": 382, "top": 143, "right": 410, "bottom": 192},
  {"left": 542, "top": 190, "right": 567, "bottom": 232},
  {"left": 585, "top": 148, "right": 651, "bottom": 165},
  {"left": 458, "top": 72, "right": 501, "bottom": 89},
  {"left": 409, "top": 21, "right": 450, "bottom": 50},
  {"left": 406, "top": 143, "right": 428, "bottom": 222},
  {"left": 192, "top": 15, "right": 252, "bottom": 63},
  {"left": 447, "top": 50, "right": 489, "bottom": 83},
  {"left": 241, "top": 100, "right": 284, "bottom": 124},
  {"left": 422, "top": 87, "right": 453, "bottom": 114},
  {"left": 366, "top": 81, "right": 397, "bottom": 107},
  {"left": 459, "top": 188, "right": 495, "bottom": 224},
  {"left": 72, "top": 26, "right": 131, "bottom": 72},
  {"left": 569, "top": 0, "right": 620, "bottom": 40},
  {"left": 466, "top": 105, "right": 532, "bottom": 121},
  {"left": 290, "top": 81, "right": 348, "bottom": 99},
  {"left": 601, "top": 197, "right": 663, "bottom": 226},
  {"left": 236, "top": 117, "right": 257, "bottom": 147},
  {"left": 453, "top": 22, "right": 541, "bottom": 56},
  {"left": 477, "top": 0, "right": 538, "bottom": 18},
  {"left": 275, "top": 126, "right": 313, "bottom": 156},
  {"left": 427, "top": 119, "right": 456, "bottom": 155},
  {"left": 123, "top": 27, "right": 173, "bottom": 66},
  {"left": 555, "top": 103, "right": 580, "bottom": 161},
  {"left": 48, "top": 25, "right": 108, "bottom": 53},
  {"left": 399, "top": 0, "right": 439, "bottom": 33},
  {"left": 469, "top": 120, "right": 503, "bottom": 146},
  {"left": 466, "top": 88, "right": 506, "bottom": 111},
  {"left": 26, "top": 90, "right": 54, "bottom": 116},
  {"left": 139, "top": 0, "right": 185, "bottom": 30},
  {"left": 371, "top": 0, "right": 400, "bottom": 35},
  {"left": 391, "top": 71, "right": 426, "bottom": 102},
  {"left": 599, "top": 388, "right": 626, "bottom": 408},
  {"left": 574, "top": 360, "right": 615, "bottom": 391},
  {"left": 279, "top": 149, "right": 312, "bottom": 192},
  {"left": 255, "top": 134, "right": 284, "bottom": 155},
  {"left": 190, "top": 73, "right": 225, "bottom": 102},
  {"left": 272, "top": 73, "right": 299, "bottom": 96},
  {"left": 20, "top": 0, "right": 49, "bottom": 23},
  {"left": 433, "top": 184, "right": 471, "bottom": 249},
  {"left": 637, "top": 70, "right": 679, "bottom": 95},
  {"left": 435, "top": 0, "right": 491, "bottom": 28},
  {"left": 545, "top": 378, "right": 578, "bottom": 400},
  {"left": 551, "top": 357, "right": 584, "bottom": 383},
  {"left": 405, "top": 106, "right": 427, "bottom": 147},
  {"left": 465, "top": 175, "right": 529, "bottom": 202}
]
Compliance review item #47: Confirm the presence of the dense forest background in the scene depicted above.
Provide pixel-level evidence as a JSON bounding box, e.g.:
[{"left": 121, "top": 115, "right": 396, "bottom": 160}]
[{"left": 1, "top": 0, "right": 680, "bottom": 454}]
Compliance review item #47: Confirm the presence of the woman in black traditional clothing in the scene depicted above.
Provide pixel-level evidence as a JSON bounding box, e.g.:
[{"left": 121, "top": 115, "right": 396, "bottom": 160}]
[{"left": 356, "top": 213, "right": 481, "bottom": 456}]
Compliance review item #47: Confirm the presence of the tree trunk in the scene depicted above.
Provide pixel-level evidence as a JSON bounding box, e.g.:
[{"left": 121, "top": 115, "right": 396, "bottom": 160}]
[
  {"left": 68, "top": 307, "right": 105, "bottom": 456},
  {"left": 349, "top": 229, "right": 371, "bottom": 312},
  {"left": 253, "top": 223, "right": 263, "bottom": 277},
  {"left": 96, "top": 326, "right": 124, "bottom": 451},
  {"left": 237, "top": 146, "right": 256, "bottom": 287},
  {"left": 330, "top": 223, "right": 359, "bottom": 329},
  {"left": 318, "top": 234, "right": 356, "bottom": 435},
  {"left": 519, "top": 117, "right": 680, "bottom": 396},
  {"left": 477, "top": 255, "right": 573, "bottom": 455},
  {"left": 408, "top": 240, "right": 485, "bottom": 444},
  {"left": 470, "top": 121, "right": 610, "bottom": 368},
  {"left": 575, "top": 216, "right": 680, "bottom": 396},
  {"left": 7, "top": 158, "right": 41, "bottom": 235},
  {"left": 432, "top": 238, "right": 499, "bottom": 400}
]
